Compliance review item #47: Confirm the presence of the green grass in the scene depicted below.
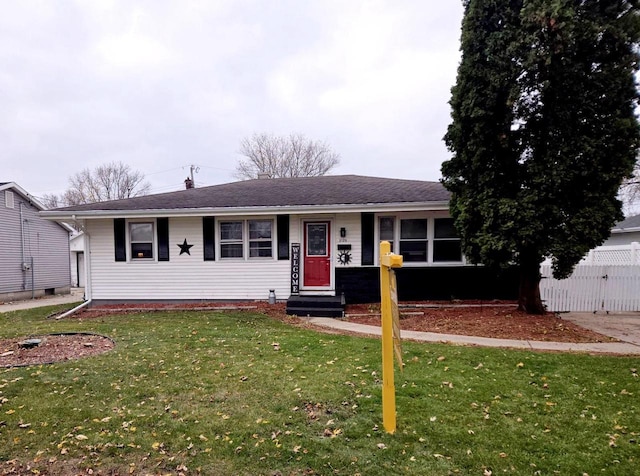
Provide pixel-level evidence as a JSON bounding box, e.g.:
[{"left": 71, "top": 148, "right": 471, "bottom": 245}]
[{"left": 0, "top": 305, "right": 639, "bottom": 475}]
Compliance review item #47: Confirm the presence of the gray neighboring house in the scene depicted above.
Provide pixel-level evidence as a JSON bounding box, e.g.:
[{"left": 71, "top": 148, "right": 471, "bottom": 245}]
[
  {"left": 603, "top": 214, "right": 640, "bottom": 246},
  {"left": 0, "top": 182, "right": 72, "bottom": 302}
]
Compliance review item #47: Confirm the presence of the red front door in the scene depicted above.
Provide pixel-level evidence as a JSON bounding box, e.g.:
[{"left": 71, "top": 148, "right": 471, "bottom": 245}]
[{"left": 303, "top": 222, "right": 331, "bottom": 287}]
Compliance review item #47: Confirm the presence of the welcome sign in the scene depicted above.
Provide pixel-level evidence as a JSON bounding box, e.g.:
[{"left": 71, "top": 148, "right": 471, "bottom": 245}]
[{"left": 291, "top": 243, "right": 301, "bottom": 294}]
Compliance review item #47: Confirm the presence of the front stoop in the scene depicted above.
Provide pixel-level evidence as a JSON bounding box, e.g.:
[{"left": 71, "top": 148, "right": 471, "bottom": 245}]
[{"left": 286, "top": 295, "right": 345, "bottom": 318}]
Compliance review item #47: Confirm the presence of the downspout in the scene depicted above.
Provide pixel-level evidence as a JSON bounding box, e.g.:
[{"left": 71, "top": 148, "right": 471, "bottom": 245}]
[
  {"left": 83, "top": 227, "right": 92, "bottom": 301},
  {"left": 55, "top": 228, "right": 92, "bottom": 320},
  {"left": 19, "top": 202, "right": 26, "bottom": 291},
  {"left": 55, "top": 299, "right": 91, "bottom": 320}
]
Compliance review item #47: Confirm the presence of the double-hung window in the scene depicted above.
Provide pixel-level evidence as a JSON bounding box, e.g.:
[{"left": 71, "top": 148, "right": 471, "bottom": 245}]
[
  {"left": 220, "top": 221, "right": 244, "bottom": 258},
  {"left": 219, "top": 219, "right": 273, "bottom": 259},
  {"left": 130, "top": 222, "right": 154, "bottom": 259},
  {"left": 399, "top": 219, "right": 428, "bottom": 262},
  {"left": 379, "top": 217, "right": 395, "bottom": 252},
  {"left": 249, "top": 220, "right": 273, "bottom": 257},
  {"left": 433, "top": 218, "right": 462, "bottom": 262}
]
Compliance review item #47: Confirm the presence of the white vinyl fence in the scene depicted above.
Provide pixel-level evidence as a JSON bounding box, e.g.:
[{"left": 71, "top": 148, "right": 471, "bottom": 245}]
[{"left": 540, "top": 243, "right": 640, "bottom": 312}]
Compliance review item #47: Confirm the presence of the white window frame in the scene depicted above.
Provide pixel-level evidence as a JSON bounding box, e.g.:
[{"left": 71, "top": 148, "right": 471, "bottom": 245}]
[
  {"left": 248, "top": 219, "right": 273, "bottom": 258},
  {"left": 128, "top": 221, "right": 155, "bottom": 261},
  {"left": 219, "top": 220, "right": 244, "bottom": 259},
  {"left": 218, "top": 218, "right": 275, "bottom": 260},
  {"left": 399, "top": 218, "right": 429, "bottom": 263},
  {"left": 433, "top": 217, "right": 463, "bottom": 263},
  {"left": 379, "top": 216, "right": 395, "bottom": 253},
  {"left": 375, "top": 213, "right": 465, "bottom": 266}
]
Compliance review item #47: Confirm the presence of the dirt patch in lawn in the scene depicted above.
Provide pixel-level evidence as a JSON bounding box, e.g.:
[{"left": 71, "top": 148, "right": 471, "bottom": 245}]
[{"left": 0, "top": 333, "right": 115, "bottom": 368}]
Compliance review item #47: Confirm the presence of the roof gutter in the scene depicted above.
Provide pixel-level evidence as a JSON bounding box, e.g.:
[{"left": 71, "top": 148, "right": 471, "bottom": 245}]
[
  {"left": 611, "top": 227, "right": 640, "bottom": 234},
  {"left": 40, "top": 201, "right": 451, "bottom": 220}
]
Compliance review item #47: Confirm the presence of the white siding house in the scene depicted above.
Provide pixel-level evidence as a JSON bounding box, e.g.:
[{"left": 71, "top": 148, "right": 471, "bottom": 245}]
[
  {"left": 42, "top": 175, "right": 518, "bottom": 314},
  {"left": 70, "top": 232, "right": 85, "bottom": 287},
  {"left": 603, "top": 214, "right": 640, "bottom": 246}
]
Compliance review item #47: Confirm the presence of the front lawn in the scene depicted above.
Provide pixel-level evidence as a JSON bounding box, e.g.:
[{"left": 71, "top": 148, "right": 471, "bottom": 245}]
[{"left": 1, "top": 306, "right": 638, "bottom": 475}]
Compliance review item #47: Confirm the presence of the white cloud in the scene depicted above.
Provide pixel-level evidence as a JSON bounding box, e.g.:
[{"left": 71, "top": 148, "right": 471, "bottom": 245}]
[{"left": 0, "top": 0, "right": 464, "bottom": 195}]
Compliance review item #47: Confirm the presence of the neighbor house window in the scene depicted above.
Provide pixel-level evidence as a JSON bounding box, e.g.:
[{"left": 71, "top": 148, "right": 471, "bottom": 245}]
[
  {"left": 433, "top": 218, "right": 462, "bottom": 262},
  {"left": 379, "top": 217, "right": 395, "bottom": 252},
  {"left": 399, "top": 219, "right": 428, "bottom": 262},
  {"left": 249, "top": 220, "right": 273, "bottom": 257},
  {"left": 130, "top": 222, "right": 154, "bottom": 259},
  {"left": 220, "top": 221, "right": 244, "bottom": 258}
]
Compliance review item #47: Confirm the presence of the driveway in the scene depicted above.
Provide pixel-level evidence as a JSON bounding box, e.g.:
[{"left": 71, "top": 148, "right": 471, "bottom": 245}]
[{"left": 562, "top": 312, "right": 640, "bottom": 346}]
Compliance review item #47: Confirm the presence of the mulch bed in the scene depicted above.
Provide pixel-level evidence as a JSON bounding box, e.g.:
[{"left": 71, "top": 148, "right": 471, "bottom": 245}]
[
  {"left": 0, "top": 333, "right": 115, "bottom": 368},
  {"left": 63, "top": 300, "right": 613, "bottom": 343},
  {"left": 343, "top": 303, "right": 615, "bottom": 343}
]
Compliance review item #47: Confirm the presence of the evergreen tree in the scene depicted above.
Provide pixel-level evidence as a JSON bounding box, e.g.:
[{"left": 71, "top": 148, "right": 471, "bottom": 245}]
[{"left": 443, "top": 0, "right": 640, "bottom": 313}]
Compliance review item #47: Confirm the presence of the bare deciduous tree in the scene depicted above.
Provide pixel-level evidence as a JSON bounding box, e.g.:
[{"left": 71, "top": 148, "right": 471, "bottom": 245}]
[
  {"left": 235, "top": 133, "right": 340, "bottom": 179},
  {"left": 40, "top": 193, "right": 61, "bottom": 209},
  {"left": 620, "top": 162, "right": 640, "bottom": 215},
  {"left": 43, "top": 161, "right": 151, "bottom": 208}
]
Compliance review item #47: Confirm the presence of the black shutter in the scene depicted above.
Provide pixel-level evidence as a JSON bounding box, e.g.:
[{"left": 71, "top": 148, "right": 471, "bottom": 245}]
[
  {"left": 114, "top": 218, "right": 126, "bottom": 262},
  {"left": 203, "top": 216, "right": 216, "bottom": 261},
  {"left": 361, "top": 212, "right": 375, "bottom": 265},
  {"left": 157, "top": 218, "right": 170, "bottom": 261},
  {"left": 277, "top": 215, "right": 290, "bottom": 260}
]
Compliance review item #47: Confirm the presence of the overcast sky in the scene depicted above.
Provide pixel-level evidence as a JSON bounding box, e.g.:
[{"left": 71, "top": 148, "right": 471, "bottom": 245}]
[{"left": 1, "top": 1, "right": 465, "bottom": 199}]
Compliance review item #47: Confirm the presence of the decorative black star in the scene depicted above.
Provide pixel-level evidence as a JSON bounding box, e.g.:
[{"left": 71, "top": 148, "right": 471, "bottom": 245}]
[{"left": 177, "top": 239, "right": 194, "bottom": 255}]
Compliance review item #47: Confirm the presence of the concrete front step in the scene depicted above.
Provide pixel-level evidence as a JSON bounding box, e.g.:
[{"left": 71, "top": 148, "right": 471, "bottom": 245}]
[{"left": 286, "top": 295, "right": 345, "bottom": 317}]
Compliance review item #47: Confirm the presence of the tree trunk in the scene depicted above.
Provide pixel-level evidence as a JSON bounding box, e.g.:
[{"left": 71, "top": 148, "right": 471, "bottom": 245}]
[{"left": 517, "top": 254, "right": 545, "bottom": 314}]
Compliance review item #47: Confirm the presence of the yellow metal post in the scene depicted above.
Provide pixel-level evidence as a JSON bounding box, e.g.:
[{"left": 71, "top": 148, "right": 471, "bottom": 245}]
[{"left": 379, "top": 241, "right": 403, "bottom": 434}]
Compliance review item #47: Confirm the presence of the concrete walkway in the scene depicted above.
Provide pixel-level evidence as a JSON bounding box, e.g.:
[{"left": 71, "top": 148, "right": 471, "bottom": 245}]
[
  {"left": 0, "top": 288, "right": 84, "bottom": 313},
  {"left": 307, "top": 314, "right": 640, "bottom": 355}
]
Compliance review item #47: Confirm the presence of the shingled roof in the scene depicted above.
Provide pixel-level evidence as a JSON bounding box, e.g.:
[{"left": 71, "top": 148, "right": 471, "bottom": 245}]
[
  {"left": 612, "top": 214, "right": 640, "bottom": 231},
  {"left": 47, "top": 175, "right": 449, "bottom": 214}
]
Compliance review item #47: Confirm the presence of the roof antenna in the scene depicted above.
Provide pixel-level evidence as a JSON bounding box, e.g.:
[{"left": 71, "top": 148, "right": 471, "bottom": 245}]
[{"left": 184, "top": 164, "right": 200, "bottom": 188}]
